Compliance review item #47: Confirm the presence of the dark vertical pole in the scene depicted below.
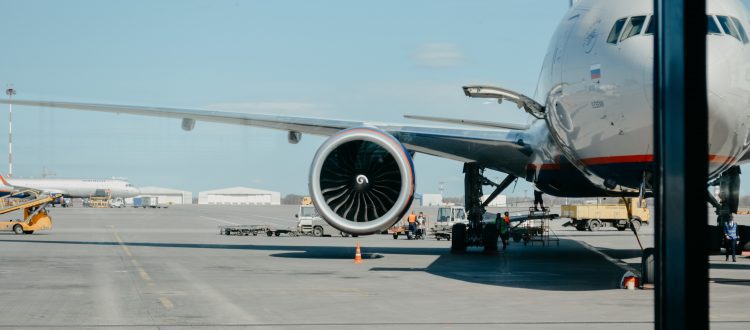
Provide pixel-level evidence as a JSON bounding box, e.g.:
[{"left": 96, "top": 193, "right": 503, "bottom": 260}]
[{"left": 653, "top": 0, "right": 708, "bottom": 329}]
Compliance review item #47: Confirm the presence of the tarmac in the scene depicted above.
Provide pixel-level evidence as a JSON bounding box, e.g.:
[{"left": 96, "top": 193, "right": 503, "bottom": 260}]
[{"left": 0, "top": 205, "right": 747, "bottom": 329}]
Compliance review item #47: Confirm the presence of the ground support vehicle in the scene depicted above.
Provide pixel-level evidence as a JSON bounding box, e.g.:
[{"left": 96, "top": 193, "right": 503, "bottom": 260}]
[
  {"left": 431, "top": 226, "right": 451, "bottom": 241},
  {"left": 431, "top": 206, "right": 468, "bottom": 241},
  {"left": 295, "top": 204, "right": 348, "bottom": 237},
  {"left": 388, "top": 222, "right": 424, "bottom": 239},
  {"left": 561, "top": 198, "right": 649, "bottom": 231},
  {"left": 510, "top": 208, "right": 560, "bottom": 246},
  {"left": 0, "top": 194, "right": 62, "bottom": 234},
  {"left": 218, "top": 225, "right": 299, "bottom": 237}
]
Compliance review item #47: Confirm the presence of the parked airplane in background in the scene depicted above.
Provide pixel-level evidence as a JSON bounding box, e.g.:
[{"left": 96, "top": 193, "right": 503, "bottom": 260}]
[
  {"left": 2, "top": 0, "right": 749, "bottom": 271},
  {"left": 0, "top": 175, "right": 139, "bottom": 199}
]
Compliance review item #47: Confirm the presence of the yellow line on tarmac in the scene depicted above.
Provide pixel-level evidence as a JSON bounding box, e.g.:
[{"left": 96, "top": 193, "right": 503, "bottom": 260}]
[
  {"left": 159, "top": 297, "right": 174, "bottom": 310},
  {"left": 138, "top": 268, "right": 152, "bottom": 281},
  {"left": 113, "top": 232, "right": 132, "bottom": 257}
]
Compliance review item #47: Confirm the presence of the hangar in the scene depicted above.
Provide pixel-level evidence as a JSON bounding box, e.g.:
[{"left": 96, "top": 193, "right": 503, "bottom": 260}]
[
  {"left": 198, "top": 187, "right": 281, "bottom": 205},
  {"left": 130, "top": 186, "right": 193, "bottom": 205}
]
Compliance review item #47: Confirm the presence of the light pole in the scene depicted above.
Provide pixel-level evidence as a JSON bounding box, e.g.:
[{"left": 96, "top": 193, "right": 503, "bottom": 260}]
[{"left": 5, "top": 88, "right": 14, "bottom": 178}]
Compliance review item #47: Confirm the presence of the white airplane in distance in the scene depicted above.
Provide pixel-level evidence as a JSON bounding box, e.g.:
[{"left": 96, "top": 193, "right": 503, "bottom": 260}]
[
  {"left": 2, "top": 0, "right": 749, "bottom": 256},
  {"left": 0, "top": 175, "right": 139, "bottom": 199}
]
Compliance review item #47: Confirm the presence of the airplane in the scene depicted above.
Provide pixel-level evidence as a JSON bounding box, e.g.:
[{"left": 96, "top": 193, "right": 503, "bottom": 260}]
[
  {"left": 1, "top": 0, "right": 748, "bottom": 277},
  {"left": 0, "top": 175, "right": 140, "bottom": 199}
]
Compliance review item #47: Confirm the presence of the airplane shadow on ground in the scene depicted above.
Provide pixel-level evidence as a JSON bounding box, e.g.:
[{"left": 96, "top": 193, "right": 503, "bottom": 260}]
[{"left": 0, "top": 238, "right": 634, "bottom": 291}]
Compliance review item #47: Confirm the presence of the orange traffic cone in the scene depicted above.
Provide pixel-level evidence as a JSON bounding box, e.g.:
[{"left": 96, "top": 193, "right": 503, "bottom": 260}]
[{"left": 354, "top": 243, "right": 363, "bottom": 264}]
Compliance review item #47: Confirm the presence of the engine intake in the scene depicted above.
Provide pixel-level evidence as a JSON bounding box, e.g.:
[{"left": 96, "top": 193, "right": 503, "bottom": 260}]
[{"left": 309, "top": 128, "right": 415, "bottom": 235}]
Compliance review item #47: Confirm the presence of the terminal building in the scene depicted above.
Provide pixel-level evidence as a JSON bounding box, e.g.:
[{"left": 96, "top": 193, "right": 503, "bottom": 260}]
[
  {"left": 127, "top": 186, "right": 193, "bottom": 205},
  {"left": 198, "top": 187, "right": 281, "bottom": 205}
]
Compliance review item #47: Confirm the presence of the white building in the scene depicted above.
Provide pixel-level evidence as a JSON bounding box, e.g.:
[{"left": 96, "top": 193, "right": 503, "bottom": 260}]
[
  {"left": 127, "top": 186, "right": 193, "bottom": 205},
  {"left": 481, "top": 194, "right": 507, "bottom": 207},
  {"left": 198, "top": 186, "right": 281, "bottom": 205},
  {"left": 421, "top": 193, "right": 443, "bottom": 206}
]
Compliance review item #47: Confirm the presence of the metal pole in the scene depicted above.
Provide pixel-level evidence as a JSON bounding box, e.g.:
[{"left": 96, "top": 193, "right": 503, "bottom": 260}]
[
  {"left": 653, "top": 0, "right": 708, "bottom": 328},
  {"left": 5, "top": 88, "right": 14, "bottom": 178}
]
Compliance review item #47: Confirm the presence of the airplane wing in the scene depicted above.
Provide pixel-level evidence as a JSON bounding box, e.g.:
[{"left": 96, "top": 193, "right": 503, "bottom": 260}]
[{"left": 0, "top": 99, "right": 534, "bottom": 177}]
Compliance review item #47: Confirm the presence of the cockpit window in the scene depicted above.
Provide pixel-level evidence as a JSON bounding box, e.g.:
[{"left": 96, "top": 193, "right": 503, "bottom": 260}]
[
  {"left": 707, "top": 15, "right": 722, "bottom": 34},
  {"left": 620, "top": 16, "right": 647, "bottom": 41},
  {"left": 717, "top": 15, "right": 742, "bottom": 41},
  {"left": 644, "top": 15, "right": 655, "bottom": 35},
  {"left": 730, "top": 16, "right": 749, "bottom": 43},
  {"left": 607, "top": 18, "right": 627, "bottom": 44}
]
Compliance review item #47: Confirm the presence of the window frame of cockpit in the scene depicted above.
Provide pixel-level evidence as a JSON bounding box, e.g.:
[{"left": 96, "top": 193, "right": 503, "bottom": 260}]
[
  {"left": 606, "top": 17, "right": 628, "bottom": 44},
  {"left": 620, "top": 15, "right": 648, "bottom": 42},
  {"left": 730, "top": 16, "right": 749, "bottom": 44},
  {"left": 716, "top": 15, "right": 743, "bottom": 42}
]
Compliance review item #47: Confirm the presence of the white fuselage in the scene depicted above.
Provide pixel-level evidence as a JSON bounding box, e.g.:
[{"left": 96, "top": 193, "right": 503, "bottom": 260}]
[
  {"left": 7, "top": 178, "right": 140, "bottom": 198},
  {"left": 523, "top": 0, "right": 750, "bottom": 195}
]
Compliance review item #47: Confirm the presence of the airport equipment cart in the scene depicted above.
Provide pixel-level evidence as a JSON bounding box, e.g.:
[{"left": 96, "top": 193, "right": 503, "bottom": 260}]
[{"left": 219, "top": 225, "right": 299, "bottom": 237}]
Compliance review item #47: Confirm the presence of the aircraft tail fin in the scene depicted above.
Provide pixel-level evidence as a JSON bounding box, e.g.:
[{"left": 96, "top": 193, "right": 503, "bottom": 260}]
[{"left": 0, "top": 172, "right": 11, "bottom": 187}]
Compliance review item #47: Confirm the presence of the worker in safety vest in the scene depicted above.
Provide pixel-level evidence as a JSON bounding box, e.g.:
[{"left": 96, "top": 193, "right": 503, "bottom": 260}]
[
  {"left": 499, "top": 212, "right": 511, "bottom": 250},
  {"left": 407, "top": 212, "right": 417, "bottom": 239},
  {"left": 724, "top": 216, "right": 739, "bottom": 262}
]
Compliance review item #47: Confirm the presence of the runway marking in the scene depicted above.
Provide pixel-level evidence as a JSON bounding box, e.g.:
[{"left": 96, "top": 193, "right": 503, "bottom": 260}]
[
  {"left": 200, "top": 216, "right": 240, "bottom": 225},
  {"left": 578, "top": 241, "right": 641, "bottom": 276},
  {"left": 113, "top": 232, "right": 132, "bottom": 257},
  {"left": 112, "top": 231, "right": 173, "bottom": 310},
  {"left": 159, "top": 297, "right": 174, "bottom": 310},
  {"left": 138, "top": 268, "right": 152, "bottom": 281}
]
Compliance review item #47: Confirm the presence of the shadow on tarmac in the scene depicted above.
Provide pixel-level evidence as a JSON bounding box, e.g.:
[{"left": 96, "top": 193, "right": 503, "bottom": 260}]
[{"left": 0, "top": 237, "right": 631, "bottom": 291}]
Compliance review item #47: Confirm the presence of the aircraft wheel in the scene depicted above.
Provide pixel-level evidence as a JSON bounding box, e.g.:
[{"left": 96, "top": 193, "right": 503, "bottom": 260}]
[
  {"left": 451, "top": 223, "right": 467, "bottom": 253},
  {"left": 512, "top": 232, "right": 522, "bottom": 242},
  {"left": 13, "top": 224, "right": 23, "bottom": 235},
  {"left": 393, "top": 233, "right": 399, "bottom": 239},
  {"left": 483, "top": 225, "right": 498, "bottom": 253},
  {"left": 617, "top": 227, "right": 626, "bottom": 231},
  {"left": 340, "top": 232, "right": 350, "bottom": 237},
  {"left": 23, "top": 230, "right": 34, "bottom": 234},
  {"left": 642, "top": 247, "right": 655, "bottom": 284}
]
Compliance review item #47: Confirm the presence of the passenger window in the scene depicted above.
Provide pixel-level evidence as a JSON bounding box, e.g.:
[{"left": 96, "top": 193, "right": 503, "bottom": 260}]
[
  {"left": 620, "top": 16, "right": 647, "bottom": 41},
  {"left": 607, "top": 18, "right": 627, "bottom": 44},
  {"left": 730, "top": 16, "right": 749, "bottom": 43},
  {"left": 644, "top": 15, "right": 655, "bottom": 35},
  {"left": 717, "top": 15, "right": 742, "bottom": 41},
  {"left": 708, "top": 15, "right": 722, "bottom": 34}
]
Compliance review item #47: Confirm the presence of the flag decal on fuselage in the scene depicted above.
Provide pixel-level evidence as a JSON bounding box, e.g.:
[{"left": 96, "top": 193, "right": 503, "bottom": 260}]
[{"left": 590, "top": 64, "right": 601, "bottom": 80}]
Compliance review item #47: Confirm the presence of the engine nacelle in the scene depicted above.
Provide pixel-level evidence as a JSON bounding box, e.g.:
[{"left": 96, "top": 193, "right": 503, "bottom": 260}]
[{"left": 309, "top": 127, "right": 415, "bottom": 235}]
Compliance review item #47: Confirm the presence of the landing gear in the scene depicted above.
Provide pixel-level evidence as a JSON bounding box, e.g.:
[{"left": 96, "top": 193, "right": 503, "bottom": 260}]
[
  {"left": 450, "top": 163, "right": 511, "bottom": 254},
  {"left": 641, "top": 247, "right": 655, "bottom": 284},
  {"left": 708, "top": 166, "right": 746, "bottom": 254}
]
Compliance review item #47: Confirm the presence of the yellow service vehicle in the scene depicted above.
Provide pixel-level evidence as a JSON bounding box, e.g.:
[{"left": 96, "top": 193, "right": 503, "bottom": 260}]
[
  {"left": 0, "top": 194, "right": 61, "bottom": 234},
  {"left": 561, "top": 198, "right": 649, "bottom": 231}
]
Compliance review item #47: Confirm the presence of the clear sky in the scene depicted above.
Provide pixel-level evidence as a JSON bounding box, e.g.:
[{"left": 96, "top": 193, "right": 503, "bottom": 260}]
[{"left": 0, "top": 0, "right": 748, "bottom": 198}]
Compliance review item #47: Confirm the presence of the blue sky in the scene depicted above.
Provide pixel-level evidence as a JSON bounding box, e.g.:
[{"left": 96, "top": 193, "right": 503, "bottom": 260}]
[{"left": 0, "top": 0, "right": 747, "bottom": 197}]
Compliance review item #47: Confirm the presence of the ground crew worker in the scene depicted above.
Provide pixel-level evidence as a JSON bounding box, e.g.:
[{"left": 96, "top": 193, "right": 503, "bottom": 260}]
[
  {"left": 724, "top": 216, "right": 739, "bottom": 262},
  {"left": 533, "top": 190, "right": 545, "bottom": 211},
  {"left": 417, "top": 212, "right": 427, "bottom": 239},
  {"left": 407, "top": 211, "right": 417, "bottom": 239},
  {"left": 499, "top": 212, "right": 511, "bottom": 250}
]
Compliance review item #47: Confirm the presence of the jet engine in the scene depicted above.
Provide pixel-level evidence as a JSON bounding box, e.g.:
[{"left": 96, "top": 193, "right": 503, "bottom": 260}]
[{"left": 309, "top": 127, "right": 415, "bottom": 235}]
